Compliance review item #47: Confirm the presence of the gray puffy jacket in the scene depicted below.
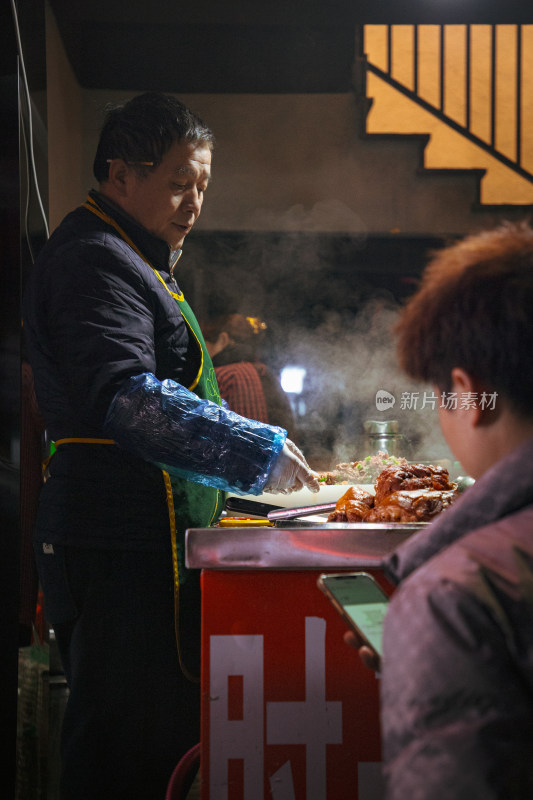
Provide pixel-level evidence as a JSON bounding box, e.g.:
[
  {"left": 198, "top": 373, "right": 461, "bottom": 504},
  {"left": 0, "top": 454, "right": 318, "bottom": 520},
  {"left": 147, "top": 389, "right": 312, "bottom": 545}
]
[{"left": 380, "top": 436, "right": 533, "bottom": 800}]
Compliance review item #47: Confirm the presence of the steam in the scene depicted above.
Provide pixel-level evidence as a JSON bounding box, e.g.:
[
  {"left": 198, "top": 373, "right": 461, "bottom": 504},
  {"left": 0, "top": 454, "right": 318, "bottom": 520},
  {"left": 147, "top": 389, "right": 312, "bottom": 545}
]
[
  {"left": 273, "top": 295, "right": 454, "bottom": 468},
  {"left": 248, "top": 199, "right": 369, "bottom": 234},
  {"left": 182, "top": 200, "right": 454, "bottom": 472}
]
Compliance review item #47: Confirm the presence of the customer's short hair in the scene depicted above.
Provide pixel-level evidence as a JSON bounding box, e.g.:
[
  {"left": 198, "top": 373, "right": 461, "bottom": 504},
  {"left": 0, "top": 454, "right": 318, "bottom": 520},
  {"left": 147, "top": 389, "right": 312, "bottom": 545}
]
[
  {"left": 395, "top": 221, "right": 533, "bottom": 419},
  {"left": 93, "top": 92, "right": 215, "bottom": 182}
]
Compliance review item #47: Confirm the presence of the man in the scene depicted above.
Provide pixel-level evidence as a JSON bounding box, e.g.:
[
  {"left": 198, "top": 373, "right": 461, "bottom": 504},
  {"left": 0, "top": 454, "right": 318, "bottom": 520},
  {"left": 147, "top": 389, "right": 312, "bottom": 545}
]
[
  {"left": 23, "top": 92, "right": 318, "bottom": 800},
  {"left": 348, "top": 222, "right": 533, "bottom": 799},
  {"left": 202, "top": 312, "right": 297, "bottom": 438}
]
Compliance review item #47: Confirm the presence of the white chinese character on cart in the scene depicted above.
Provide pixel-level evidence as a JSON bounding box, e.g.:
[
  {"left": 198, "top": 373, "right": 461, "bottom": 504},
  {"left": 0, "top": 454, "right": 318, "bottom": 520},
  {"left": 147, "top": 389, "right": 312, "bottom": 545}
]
[{"left": 209, "top": 617, "right": 343, "bottom": 799}]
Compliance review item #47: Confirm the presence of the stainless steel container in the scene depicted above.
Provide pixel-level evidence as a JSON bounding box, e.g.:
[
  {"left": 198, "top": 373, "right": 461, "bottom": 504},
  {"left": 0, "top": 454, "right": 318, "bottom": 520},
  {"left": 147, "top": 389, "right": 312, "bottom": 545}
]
[{"left": 363, "top": 419, "right": 407, "bottom": 456}]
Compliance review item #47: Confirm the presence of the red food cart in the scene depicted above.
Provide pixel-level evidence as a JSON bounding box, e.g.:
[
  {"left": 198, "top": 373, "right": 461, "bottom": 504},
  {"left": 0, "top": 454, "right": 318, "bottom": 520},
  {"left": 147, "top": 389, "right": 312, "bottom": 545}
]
[{"left": 186, "top": 523, "right": 419, "bottom": 800}]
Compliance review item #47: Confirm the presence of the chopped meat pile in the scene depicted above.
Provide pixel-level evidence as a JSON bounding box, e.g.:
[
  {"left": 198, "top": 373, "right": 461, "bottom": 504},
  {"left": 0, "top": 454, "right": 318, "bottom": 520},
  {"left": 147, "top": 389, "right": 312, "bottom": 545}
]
[
  {"left": 327, "top": 463, "right": 458, "bottom": 524},
  {"left": 319, "top": 452, "right": 409, "bottom": 484}
]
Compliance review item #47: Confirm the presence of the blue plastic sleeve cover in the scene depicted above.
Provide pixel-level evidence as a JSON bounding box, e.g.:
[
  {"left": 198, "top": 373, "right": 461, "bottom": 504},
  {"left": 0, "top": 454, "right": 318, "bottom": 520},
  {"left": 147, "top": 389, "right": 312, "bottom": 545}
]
[{"left": 103, "top": 372, "right": 287, "bottom": 495}]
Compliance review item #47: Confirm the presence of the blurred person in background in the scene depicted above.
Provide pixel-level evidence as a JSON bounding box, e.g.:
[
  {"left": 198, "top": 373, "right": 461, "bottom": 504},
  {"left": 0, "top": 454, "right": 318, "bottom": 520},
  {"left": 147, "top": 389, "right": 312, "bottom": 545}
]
[
  {"left": 346, "top": 221, "right": 533, "bottom": 799},
  {"left": 23, "top": 92, "right": 318, "bottom": 800},
  {"left": 202, "top": 312, "right": 297, "bottom": 439}
]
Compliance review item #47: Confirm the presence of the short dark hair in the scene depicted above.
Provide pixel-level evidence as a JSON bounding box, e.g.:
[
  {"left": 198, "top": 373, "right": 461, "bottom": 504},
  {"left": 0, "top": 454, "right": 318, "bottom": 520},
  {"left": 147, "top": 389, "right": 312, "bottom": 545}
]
[
  {"left": 395, "top": 221, "right": 533, "bottom": 420},
  {"left": 202, "top": 314, "right": 262, "bottom": 362},
  {"left": 93, "top": 92, "right": 215, "bottom": 182},
  {"left": 202, "top": 314, "right": 256, "bottom": 344}
]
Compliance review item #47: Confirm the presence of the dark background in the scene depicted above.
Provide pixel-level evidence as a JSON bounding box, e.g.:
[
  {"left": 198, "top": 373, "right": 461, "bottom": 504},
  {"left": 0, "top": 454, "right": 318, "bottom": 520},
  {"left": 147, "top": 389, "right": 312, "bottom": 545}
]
[
  {"left": 3, "top": 0, "right": 532, "bottom": 794},
  {"left": 47, "top": 0, "right": 533, "bottom": 94}
]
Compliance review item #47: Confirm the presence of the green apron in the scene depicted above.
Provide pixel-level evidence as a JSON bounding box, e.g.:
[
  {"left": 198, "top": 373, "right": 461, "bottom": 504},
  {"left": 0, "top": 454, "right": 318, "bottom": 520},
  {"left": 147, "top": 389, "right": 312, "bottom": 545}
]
[{"left": 83, "top": 195, "right": 225, "bottom": 681}]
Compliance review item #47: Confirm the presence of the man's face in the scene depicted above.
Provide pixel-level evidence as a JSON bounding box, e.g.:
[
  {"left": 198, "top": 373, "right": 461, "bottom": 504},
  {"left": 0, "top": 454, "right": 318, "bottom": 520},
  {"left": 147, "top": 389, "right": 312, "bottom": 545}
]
[{"left": 121, "top": 140, "right": 212, "bottom": 250}]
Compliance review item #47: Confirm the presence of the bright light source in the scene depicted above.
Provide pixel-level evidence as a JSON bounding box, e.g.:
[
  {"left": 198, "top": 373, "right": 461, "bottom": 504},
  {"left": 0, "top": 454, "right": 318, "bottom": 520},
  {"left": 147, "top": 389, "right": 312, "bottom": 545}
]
[{"left": 280, "top": 366, "right": 306, "bottom": 394}]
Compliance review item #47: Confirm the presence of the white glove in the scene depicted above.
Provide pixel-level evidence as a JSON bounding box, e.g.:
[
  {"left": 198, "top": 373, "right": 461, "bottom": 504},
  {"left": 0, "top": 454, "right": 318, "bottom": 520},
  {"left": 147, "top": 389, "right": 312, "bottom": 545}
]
[
  {"left": 284, "top": 437, "right": 311, "bottom": 468},
  {"left": 263, "top": 439, "right": 320, "bottom": 495}
]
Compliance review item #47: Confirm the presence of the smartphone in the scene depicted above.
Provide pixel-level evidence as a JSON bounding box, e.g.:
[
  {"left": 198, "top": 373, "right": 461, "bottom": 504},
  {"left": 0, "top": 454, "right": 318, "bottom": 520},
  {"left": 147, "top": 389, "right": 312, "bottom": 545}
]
[{"left": 317, "top": 572, "right": 389, "bottom": 658}]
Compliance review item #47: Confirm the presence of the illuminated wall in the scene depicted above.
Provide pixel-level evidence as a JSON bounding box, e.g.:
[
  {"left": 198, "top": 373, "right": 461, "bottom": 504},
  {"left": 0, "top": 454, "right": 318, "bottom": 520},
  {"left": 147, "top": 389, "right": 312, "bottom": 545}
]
[
  {"left": 45, "top": 7, "right": 533, "bottom": 236},
  {"left": 364, "top": 25, "right": 533, "bottom": 204}
]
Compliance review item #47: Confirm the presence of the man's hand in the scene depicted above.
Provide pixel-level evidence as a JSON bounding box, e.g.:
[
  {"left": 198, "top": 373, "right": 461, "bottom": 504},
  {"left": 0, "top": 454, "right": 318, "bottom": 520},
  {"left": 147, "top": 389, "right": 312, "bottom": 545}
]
[{"left": 263, "top": 439, "right": 320, "bottom": 495}]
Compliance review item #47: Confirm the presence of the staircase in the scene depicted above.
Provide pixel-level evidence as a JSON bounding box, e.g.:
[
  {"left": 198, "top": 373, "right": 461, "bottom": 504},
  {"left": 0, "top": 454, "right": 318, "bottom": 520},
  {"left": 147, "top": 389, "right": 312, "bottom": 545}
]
[{"left": 361, "top": 24, "right": 533, "bottom": 206}]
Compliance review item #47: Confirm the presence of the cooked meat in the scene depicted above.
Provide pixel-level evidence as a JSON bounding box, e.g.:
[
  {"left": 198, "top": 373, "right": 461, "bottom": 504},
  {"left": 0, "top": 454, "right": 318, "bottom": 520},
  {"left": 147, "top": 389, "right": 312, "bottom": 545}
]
[
  {"left": 373, "top": 463, "right": 454, "bottom": 506},
  {"left": 319, "top": 452, "right": 409, "bottom": 484},
  {"left": 327, "top": 462, "right": 459, "bottom": 524},
  {"left": 363, "top": 488, "right": 458, "bottom": 523},
  {"left": 327, "top": 486, "right": 375, "bottom": 523}
]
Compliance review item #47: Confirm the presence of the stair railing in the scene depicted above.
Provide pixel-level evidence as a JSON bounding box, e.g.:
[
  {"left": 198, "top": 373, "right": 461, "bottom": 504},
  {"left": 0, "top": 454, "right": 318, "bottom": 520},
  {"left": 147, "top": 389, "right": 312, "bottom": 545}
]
[{"left": 363, "top": 24, "right": 533, "bottom": 184}]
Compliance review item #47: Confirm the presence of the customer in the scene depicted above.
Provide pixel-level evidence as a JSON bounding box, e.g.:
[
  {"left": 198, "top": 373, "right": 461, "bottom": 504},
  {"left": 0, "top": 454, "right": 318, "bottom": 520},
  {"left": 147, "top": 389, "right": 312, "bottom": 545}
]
[
  {"left": 348, "top": 221, "right": 533, "bottom": 799},
  {"left": 23, "top": 92, "right": 318, "bottom": 800},
  {"left": 202, "top": 312, "right": 297, "bottom": 438}
]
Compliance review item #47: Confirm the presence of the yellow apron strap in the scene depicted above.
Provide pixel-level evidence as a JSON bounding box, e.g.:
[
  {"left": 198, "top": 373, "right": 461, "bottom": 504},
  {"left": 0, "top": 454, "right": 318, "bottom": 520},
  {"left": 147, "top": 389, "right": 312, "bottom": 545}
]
[
  {"left": 162, "top": 470, "right": 200, "bottom": 684},
  {"left": 42, "top": 437, "right": 115, "bottom": 476},
  {"left": 82, "top": 196, "right": 205, "bottom": 682},
  {"left": 83, "top": 196, "right": 204, "bottom": 390},
  {"left": 54, "top": 437, "right": 115, "bottom": 446},
  {"left": 83, "top": 197, "right": 152, "bottom": 272}
]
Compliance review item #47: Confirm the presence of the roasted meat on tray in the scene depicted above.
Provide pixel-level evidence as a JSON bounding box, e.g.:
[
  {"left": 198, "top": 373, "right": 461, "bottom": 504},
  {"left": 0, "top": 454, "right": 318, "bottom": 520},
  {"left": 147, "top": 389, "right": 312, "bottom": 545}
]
[
  {"left": 327, "top": 486, "right": 375, "bottom": 523},
  {"left": 328, "top": 462, "right": 459, "bottom": 524},
  {"left": 364, "top": 488, "right": 458, "bottom": 523},
  {"left": 373, "top": 463, "right": 454, "bottom": 506}
]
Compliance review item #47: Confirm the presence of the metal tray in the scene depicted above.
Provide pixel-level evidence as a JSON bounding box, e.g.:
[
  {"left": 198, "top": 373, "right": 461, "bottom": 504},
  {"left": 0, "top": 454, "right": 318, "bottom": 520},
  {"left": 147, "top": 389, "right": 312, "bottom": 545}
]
[
  {"left": 185, "top": 522, "right": 427, "bottom": 570},
  {"left": 272, "top": 519, "right": 428, "bottom": 529}
]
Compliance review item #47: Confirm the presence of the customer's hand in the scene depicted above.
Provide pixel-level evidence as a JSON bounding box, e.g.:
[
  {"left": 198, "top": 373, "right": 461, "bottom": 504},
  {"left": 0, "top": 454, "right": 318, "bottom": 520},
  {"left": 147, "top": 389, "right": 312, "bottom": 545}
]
[
  {"left": 343, "top": 630, "right": 382, "bottom": 673},
  {"left": 263, "top": 439, "right": 320, "bottom": 495}
]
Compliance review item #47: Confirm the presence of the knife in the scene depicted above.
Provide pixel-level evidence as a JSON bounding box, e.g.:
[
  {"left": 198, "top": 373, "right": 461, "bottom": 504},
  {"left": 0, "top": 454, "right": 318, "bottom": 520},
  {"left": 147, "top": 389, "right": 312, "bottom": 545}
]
[
  {"left": 267, "top": 502, "right": 337, "bottom": 521},
  {"left": 225, "top": 497, "right": 284, "bottom": 517}
]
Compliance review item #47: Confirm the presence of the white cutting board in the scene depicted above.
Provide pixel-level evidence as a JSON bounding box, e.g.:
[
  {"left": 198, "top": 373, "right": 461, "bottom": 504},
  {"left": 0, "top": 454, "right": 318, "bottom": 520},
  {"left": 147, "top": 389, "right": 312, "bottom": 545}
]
[{"left": 228, "top": 482, "right": 375, "bottom": 510}]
